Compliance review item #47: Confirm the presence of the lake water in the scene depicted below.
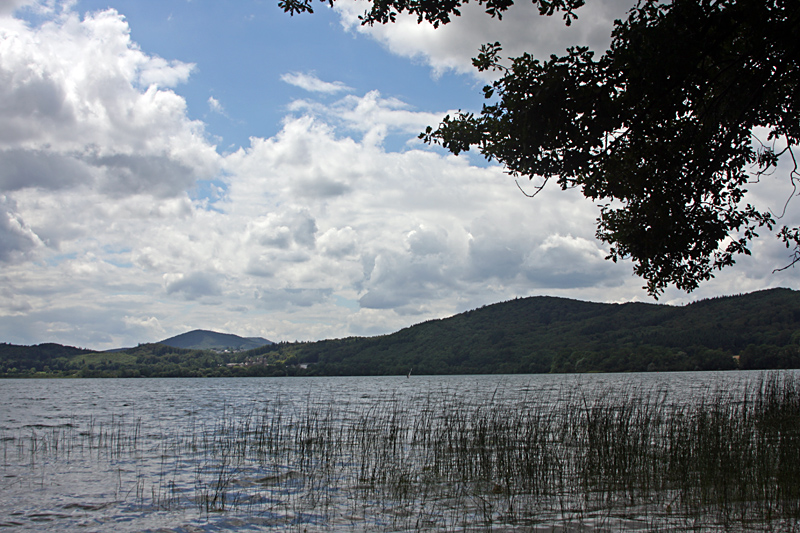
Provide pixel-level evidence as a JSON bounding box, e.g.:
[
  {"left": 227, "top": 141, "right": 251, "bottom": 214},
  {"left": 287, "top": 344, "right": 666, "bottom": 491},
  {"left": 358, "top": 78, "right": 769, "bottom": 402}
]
[{"left": 0, "top": 371, "right": 795, "bottom": 532}]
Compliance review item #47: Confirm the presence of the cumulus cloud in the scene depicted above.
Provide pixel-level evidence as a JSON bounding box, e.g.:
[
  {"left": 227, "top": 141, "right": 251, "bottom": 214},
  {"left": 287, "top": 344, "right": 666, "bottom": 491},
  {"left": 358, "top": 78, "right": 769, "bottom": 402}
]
[
  {"left": 467, "top": 234, "right": 526, "bottom": 282},
  {"left": 254, "top": 287, "right": 333, "bottom": 310},
  {"left": 246, "top": 208, "right": 318, "bottom": 250},
  {"left": 281, "top": 72, "right": 352, "bottom": 94},
  {"left": 287, "top": 90, "right": 445, "bottom": 143},
  {"left": 223, "top": 93, "right": 636, "bottom": 319},
  {"left": 164, "top": 271, "right": 223, "bottom": 300},
  {"left": 138, "top": 56, "right": 195, "bottom": 88},
  {"left": 318, "top": 226, "right": 359, "bottom": 258},
  {"left": 0, "top": 150, "right": 87, "bottom": 191},
  {"left": 0, "top": 195, "right": 41, "bottom": 262},
  {"left": 123, "top": 315, "right": 166, "bottom": 338},
  {"left": 522, "top": 234, "right": 624, "bottom": 289},
  {"left": 0, "top": 0, "right": 35, "bottom": 16},
  {"left": 333, "top": 0, "right": 636, "bottom": 77},
  {"left": 0, "top": 7, "right": 219, "bottom": 200},
  {"left": 406, "top": 224, "right": 448, "bottom": 256},
  {"left": 207, "top": 96, "right": 225, "bottom": 114},
  {"left": 359, "top": 249, "right": 456, "bottom": 310}
]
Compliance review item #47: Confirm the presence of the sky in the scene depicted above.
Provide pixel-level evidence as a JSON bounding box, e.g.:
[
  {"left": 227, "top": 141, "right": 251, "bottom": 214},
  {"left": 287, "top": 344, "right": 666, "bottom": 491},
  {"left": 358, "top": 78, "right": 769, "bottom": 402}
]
[{"left": 1, "top": 0, "right": 798, "bottom": 350}]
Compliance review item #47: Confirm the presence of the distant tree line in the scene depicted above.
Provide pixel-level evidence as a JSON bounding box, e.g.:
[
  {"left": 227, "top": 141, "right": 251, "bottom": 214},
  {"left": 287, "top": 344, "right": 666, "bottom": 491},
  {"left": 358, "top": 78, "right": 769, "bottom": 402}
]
[{"left": 2, "top": 289, "right": 800, "bottom": 378}]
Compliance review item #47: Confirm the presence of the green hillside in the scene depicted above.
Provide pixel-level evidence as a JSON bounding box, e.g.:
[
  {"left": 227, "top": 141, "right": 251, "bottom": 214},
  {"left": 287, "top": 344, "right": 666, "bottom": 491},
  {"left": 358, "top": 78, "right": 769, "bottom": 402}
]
[
  {"left": 256, "top": 288, "right": 800, "bottom": 375},
  {"left": 158, "top": 329, "right": 272, "bottom": 351},
  {"left": 0, "top": 343, "right": 96, "bottom": 375},
  {"left": 2, "top": 288, "right": 800, "bottom": 378},
  {"left": 0, "top": 342, "right": 283, "bottom": 379}
]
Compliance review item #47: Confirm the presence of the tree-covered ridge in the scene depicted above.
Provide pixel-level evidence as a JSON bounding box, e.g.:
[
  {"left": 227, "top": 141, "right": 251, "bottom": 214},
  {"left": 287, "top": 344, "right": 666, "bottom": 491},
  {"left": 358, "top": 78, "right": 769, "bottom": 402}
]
[
  {"left": 158, "top": 329, "right": 272, "bottom": 351},
  {"left": 0, "top": 342, "right": 290, "bottom": 379},
  {"left": 2, "top": 288, "right": 800, "bottom": 378},
  {"left": 271, "top": 288, "right": 800, "bottom": 375},
  {"left": 0, "top": 343, "right": 96, "bottom": 375}
]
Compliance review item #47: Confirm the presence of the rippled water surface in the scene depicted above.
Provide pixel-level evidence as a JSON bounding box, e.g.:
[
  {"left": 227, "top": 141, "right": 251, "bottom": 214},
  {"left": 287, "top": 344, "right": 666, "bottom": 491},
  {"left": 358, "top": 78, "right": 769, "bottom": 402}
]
[{"left": 0, "top": 371, "right": 795, "bottom": 531}]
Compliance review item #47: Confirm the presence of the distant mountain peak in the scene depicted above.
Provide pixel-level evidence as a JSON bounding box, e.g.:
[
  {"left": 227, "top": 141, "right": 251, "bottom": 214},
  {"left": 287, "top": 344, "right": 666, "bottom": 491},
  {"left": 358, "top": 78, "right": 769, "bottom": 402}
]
[{"left": 158, "top": 330, "right": 273, "bottom": 351}]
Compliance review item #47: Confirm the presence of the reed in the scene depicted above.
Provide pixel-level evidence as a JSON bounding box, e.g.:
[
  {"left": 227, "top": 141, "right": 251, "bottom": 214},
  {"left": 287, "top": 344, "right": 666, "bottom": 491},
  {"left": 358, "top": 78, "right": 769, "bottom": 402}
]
[{"left": 3, "top": 372, "right": 800, "bottom": 531}]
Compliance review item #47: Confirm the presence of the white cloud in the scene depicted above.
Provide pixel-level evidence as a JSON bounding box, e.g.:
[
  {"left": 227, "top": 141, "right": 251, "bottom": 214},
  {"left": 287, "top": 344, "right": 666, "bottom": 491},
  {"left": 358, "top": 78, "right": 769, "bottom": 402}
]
[
  {"left": 0, "top": 194, "right": 42, "bottom": 261},
  {"left": 281, "top": 72, "right": 352, "bottom": 94},
  {"left": 406, "top": 224, "right": 448, "bottom": 256},
  {"left": 0, "top": 7, "right": 219, "bottom": 203},
  {"left": 221, "top": 92, "right": 637, "bottom": 325},
  {"left": 164, "top": 271, "right": 223, "bottom": 300},
  {"left": 207, "top": 96, "right": 225, "bottom": 114},
  {"left": 319, "top": 226, "right": 359, "bottom": 258},
  {"left": 0, "top": 0, "right": 36, "bottom": 16},
  {"left": 246, "top": 208, "right": 318, "bottom": 250},
  {"left": 288, "top": 90, "right": 446, "bottom": 146},
  {"left": 333, "top": 0, "right": 636, "bottom": 77},
  {"left": 123, "top": 315, "right": 166, "bottom": 338},
  {"left": 139, "top": 56, "right": 195, "bottom": 88},
  {"left": 522, "top": 234, "right": 623, "bottom": 289}
]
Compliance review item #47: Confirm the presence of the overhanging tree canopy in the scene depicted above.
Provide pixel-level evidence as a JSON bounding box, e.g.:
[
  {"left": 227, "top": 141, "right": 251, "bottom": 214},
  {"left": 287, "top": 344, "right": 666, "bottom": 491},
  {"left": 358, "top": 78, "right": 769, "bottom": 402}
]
[{"left": 282, "top": 0, "right": 800, "bottom": 297}]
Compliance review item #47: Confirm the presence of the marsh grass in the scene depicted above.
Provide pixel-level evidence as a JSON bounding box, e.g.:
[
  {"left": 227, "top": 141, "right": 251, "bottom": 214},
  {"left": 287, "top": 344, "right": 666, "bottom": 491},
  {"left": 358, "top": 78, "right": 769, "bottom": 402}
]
[{"left": 3, "top": 373, "right": 800, "bottom": 531}]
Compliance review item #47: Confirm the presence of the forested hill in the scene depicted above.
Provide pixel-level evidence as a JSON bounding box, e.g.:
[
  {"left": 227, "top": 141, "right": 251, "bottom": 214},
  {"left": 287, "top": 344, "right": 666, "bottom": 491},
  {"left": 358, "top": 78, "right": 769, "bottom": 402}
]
[
  {"left": 158, "top": 329, "right": 272, "bottom": 351},
  {"left": 260, "top": 288, "right": 800, "bottom": 375},
  {"left": 2, "top": 288, "right": 799, "bottom": 378}
]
